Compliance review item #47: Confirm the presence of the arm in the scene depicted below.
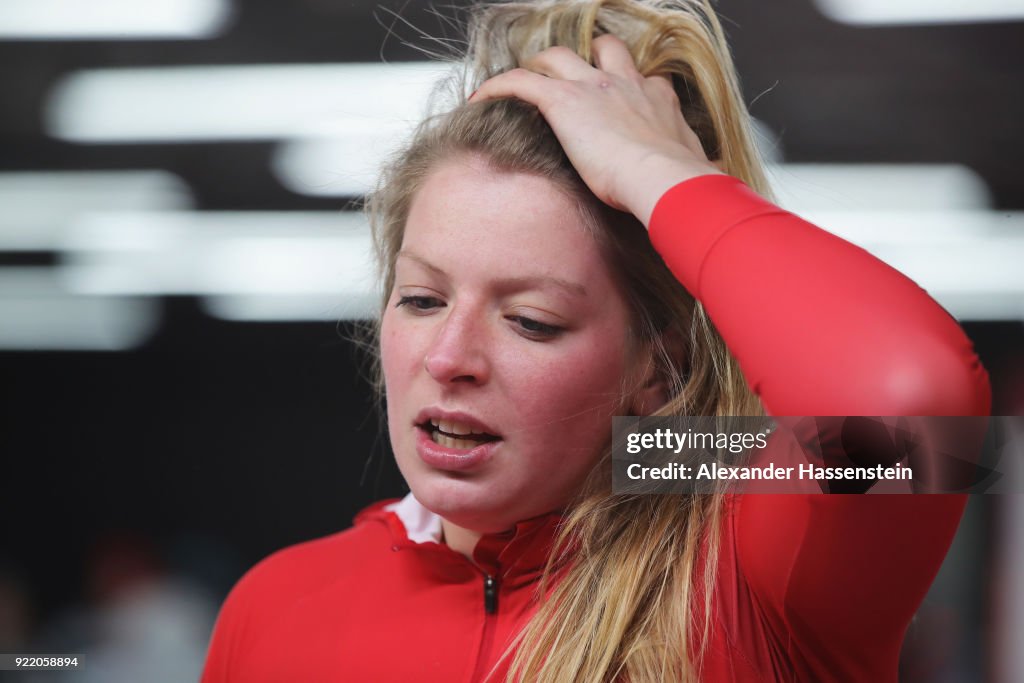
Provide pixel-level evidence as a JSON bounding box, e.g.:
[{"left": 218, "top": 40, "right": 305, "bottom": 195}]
[
  {"left": 648, "top": 174, "right": 991, "bottom": 678},
  {"left": 647, "top": 173, "right": 991, "bottom": 417}
]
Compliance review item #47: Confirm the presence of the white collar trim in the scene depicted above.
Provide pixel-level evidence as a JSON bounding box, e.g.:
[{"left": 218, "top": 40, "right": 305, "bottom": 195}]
[{"left": 384, "top": 492, "right": 443, "bottom": 544}]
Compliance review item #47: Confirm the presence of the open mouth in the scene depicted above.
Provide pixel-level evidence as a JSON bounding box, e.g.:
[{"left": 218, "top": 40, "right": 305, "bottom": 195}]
[{"left": 418, "top": 418, "right": 501, "bottom": 450}]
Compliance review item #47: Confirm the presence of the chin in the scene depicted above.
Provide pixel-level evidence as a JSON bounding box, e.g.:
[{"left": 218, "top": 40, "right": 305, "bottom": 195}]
[{"left": 408, "top": 476, "right": 520, "bottom": 532}]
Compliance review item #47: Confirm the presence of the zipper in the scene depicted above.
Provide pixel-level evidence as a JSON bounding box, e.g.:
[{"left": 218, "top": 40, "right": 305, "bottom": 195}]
[
  {"left": 483, "top": 574, "right": 499, "bottom": 614},
  {"left": 470, "top": 572, "right": 500, "bottom": 681}
]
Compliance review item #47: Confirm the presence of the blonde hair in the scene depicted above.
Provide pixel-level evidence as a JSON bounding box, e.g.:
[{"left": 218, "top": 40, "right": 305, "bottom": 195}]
[{"left": 365, "top": 1, "right": 768, "bottom": 680}]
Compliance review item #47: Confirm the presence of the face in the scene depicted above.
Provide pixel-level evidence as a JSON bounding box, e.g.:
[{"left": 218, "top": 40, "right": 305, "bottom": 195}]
[{"left": 380, "top": 155, "right": 640, "bottom": 533}]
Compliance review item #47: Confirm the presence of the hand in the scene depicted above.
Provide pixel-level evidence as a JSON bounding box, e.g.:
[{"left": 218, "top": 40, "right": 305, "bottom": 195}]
[{"left": 468, "top": 34, "right": 724, "bottom": 227}]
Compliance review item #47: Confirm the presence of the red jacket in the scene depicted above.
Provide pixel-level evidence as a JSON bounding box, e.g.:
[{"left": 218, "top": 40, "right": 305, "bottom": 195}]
[{"left": 201, "top": 175, "right": 991, "bottom": 682}]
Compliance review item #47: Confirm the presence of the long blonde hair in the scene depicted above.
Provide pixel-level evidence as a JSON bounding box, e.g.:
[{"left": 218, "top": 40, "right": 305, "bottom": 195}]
[{"left": 366, "top": 1, "right": 768, "bottom": 680}]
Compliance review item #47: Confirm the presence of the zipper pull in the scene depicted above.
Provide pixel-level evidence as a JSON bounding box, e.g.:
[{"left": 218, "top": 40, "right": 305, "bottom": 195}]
[{"left": 483, "top": 574, "right": 498, "bottom": 615}]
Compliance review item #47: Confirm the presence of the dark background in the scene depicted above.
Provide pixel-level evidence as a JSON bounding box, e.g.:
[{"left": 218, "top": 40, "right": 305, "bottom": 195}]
[{"left": 1, "top": 1, "right": 1022, "bottom": 681}]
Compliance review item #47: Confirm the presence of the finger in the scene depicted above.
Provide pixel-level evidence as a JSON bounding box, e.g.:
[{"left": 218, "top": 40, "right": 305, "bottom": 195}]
[
  {"left": 644, "top": 73, "right": 680, "bottom": 104},
  {"left": 469, "top": 67, "right": 563, "bottom": 110},
  {"left": 523, "top": 45, "right": 599, "bottom": 82},
  {"left": 591, "top": 34, "right": 642, "bottom": 80}
]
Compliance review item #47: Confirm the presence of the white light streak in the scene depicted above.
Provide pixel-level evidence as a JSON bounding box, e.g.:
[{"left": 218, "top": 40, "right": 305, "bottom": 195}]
[
  {"left": 814, "top": 0, "right": 1024, "bottom": 25},
  {"left": 0, "top": 170, "right": 194, "bottom": 250},
  {"left": 0, "top": 0, "right": 233, "bottom": 40},
  {"left": 58, "top": 211, "right": 376, "bottom": 311},
  {"left": 46, "top": 62, "right": 453, "bottom": 143},
  {"left": 202, "top": 294, "right": 376, "bottom": 321},
  {"left": 769, "top": 163, "right": 992, "bottom": 212},
  {"left": 272, "top": 121, "right": 414, "bottom": 197},
  {"left": 0, "top": 269, "right": 159, "bottom": 350}
]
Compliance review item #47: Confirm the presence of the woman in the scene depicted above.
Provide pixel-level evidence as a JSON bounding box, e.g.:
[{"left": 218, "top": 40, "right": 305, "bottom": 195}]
[{"left": 201, "top": 1, "right": 991, "bottom": 681}]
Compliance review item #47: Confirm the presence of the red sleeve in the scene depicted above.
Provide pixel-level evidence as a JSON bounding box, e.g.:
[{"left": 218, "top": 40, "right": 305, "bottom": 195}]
[
  {"left": 647, "top": 174, "right": 990, "bottom": 418},
  {"left": 648, "top": 175, "right": 992, "bottom": 678}
]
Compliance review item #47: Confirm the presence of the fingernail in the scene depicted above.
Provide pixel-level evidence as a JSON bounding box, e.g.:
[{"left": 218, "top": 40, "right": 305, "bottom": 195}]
[{"left": 469, "top": 89, "right": 477, "bottom": 101}]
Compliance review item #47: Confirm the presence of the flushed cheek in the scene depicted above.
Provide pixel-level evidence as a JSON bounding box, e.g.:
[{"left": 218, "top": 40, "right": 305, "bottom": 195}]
[
  {"left": 505, "top": 343, "right": 628, "bottom": 445},
  {"left": 379, "top": 314, "right": 419, "bottom": 443},
  {"left": 380, "top": 312, "right": 421, "bottom": 394}
]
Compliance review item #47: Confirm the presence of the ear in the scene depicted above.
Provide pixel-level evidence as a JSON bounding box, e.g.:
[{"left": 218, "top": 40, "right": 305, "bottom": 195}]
[
  {"left": 628, "top": 329, "right": 687, "bottom": 416},
  {"left": 628, "top": 360, "right": 670, "bottom": 417}
]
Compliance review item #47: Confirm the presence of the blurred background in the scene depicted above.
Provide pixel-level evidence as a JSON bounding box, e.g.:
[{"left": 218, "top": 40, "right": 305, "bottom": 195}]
[{"left": 0, "top": 0, "right": 1021, "bottom": 681}]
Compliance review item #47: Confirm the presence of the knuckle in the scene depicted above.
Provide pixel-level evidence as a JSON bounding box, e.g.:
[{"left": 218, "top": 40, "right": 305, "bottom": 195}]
[{"left": 544, "top": 45, "right": 576, "bottom": 59}]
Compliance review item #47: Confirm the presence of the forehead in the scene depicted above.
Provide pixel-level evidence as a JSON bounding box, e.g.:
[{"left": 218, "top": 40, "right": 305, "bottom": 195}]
[{"left": 401, "top": 157, "right": 614, "bottom": 290}]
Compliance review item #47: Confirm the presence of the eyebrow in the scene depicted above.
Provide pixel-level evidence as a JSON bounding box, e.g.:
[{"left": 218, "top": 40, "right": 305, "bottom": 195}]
[{"left": 397, "top": 250, "right": 589, "bottom": 298}]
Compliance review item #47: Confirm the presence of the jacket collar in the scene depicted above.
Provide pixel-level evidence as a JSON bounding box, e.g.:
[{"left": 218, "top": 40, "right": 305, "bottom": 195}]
[{"left": 355, "top": 492, "right": 568, "bottom": 586}]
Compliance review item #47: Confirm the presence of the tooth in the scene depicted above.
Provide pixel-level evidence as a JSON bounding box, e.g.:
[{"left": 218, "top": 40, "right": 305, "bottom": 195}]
[
  {"left": 431, "top": 430, "right": 480, "bottom": 450},
  {"left": 438, "top": 419, "right": 451, "bottom": 434},
  {"left": 451, "top": 422, "right": 471, "bottom": 435},
  {"left": 430, "top": 418, "right": 439, "bottom": 427}
]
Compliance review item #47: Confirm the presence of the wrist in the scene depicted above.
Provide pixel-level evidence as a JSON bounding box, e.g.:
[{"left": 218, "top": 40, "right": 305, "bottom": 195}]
[{"left": 622, "top": 150, "right": 724, "bottom": 228}]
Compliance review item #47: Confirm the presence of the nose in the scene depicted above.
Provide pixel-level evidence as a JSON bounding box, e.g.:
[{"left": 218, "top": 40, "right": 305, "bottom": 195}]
[{"left": 423, "top": 305, "right": 490, "bottom": 386}]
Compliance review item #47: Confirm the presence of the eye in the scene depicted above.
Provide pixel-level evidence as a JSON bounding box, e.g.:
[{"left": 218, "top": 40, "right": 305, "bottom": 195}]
[
  {"left": 395, "top": 295, "right": 444, "bottom": 312},
  {"left": 507, "top": 315, "right": 564, "bottom": 340}
]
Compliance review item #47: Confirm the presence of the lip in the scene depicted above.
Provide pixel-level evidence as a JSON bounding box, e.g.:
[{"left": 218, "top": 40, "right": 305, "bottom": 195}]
[
  {"left": 413, "top": 407, "right": 502, "bottom": 472},
  {"left": 413, "top": 407, "right": 502, "bottom": 438},
  {"left": 415, "top": 426, "right": 501, "bottom": 472}
]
